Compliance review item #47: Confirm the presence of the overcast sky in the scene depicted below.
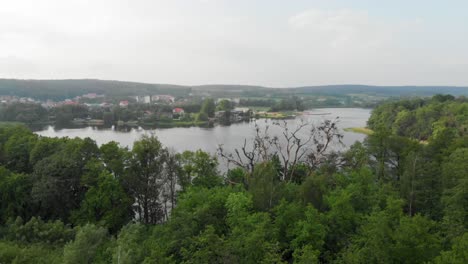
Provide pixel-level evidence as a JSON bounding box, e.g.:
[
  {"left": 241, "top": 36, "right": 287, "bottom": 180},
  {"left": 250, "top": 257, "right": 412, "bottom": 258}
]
[{"left": 1, "top": 0, "right": 467, "bottom": 87}]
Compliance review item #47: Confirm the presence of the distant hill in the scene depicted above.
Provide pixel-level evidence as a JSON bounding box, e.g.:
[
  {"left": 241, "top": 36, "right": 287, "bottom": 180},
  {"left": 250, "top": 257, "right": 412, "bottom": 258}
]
[
  {"left": 291, "top": 85, "right": 468, "bottom": 96},
  {"left": 0, "top": 79, "right": 190, "bottom": 100},
  {"left": 0, "top": 79, "right": 467, "bottom": 100}
]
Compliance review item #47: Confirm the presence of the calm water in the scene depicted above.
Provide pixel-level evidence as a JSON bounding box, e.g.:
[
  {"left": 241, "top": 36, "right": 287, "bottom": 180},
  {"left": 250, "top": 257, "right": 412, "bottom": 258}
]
[{"left": 35, "top": 108, "right": 371, "bottom": 153}]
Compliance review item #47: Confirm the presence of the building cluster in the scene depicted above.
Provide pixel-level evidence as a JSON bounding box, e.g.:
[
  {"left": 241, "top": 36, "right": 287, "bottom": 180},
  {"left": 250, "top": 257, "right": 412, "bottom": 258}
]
[{"left": 0, "top": 95, "right": 38, "bottom": 104}]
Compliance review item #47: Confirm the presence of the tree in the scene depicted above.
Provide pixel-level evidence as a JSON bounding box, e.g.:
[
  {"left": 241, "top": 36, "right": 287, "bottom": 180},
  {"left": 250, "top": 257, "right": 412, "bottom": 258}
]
[
  {"left": 339, "top": 198, "right": 441, "bottom": 264},
  {"left": 4, "top": 216, "right": 74, "bottom": 245},
  {"left": 31, "top": 138, "right": 99, "bottom": 221},
  {"left": 225, "top": 192, "right": 284, "bottom": 263},
  {"left": 3, "top": 131, "right": 37, "bottom": 173},
  {"left": 71, "top": 171, "right": 133, "bottom": 232},
  {"left": 126, "top": 135, "right": 167, "bottom": 224},
  {"left": 218, "top": 118, "right": 343, "bottom": 180},
  {"left": 216, "top": 99, "right": 233, "bottom": 111},
  {"left": 0, "top": 167, "right": 34, "bottom": 223},
  {"left": 63, "top": 224, "right": 109, "bottom": 264},
  {"left": 434, "top": 233, "right": 468, "bottom": 264},
  {"left": 161, "top": 152, "right": 183, "bottom": 219},
  {"left": 177, "top": 150, "right": 222, "bottom": 189},
  {"left": 290, "top": 205, "right": 326, "bottom": 260},
  {"left": 248, "top": 162, "right": 281, "bottom": 211},
  {"left": 99, "top": 141, "right": 129, "bottom": 179},
  {"left": 440, "top": 148, "right": 468, "bottom": 242},
  {"left": 200, "top": 98, "right": 215, "bottom": 118},
  {"left": 113, "top": 223, "right": 150, "bottom": 264},
  {"left": 180, "top": 225, "right": 227, "bottom": 263}
]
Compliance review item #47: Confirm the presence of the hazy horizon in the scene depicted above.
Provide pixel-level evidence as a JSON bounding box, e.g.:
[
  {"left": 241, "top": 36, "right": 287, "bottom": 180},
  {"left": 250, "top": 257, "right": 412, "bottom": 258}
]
[
  {"left": 2, "top": 78, "right": 468, "bottom": 89},
  {"left": 2, "top": 0, "right": 468, "bottom": 87}
]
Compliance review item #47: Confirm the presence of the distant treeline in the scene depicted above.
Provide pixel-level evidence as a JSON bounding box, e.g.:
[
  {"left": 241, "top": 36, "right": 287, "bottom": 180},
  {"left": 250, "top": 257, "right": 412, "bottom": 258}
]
[
  {"left": 0, "top": 79, "right": 190, "bottom": 101},
  {"left": 1, "top": 79, "right": 467, "bottom": 101}
]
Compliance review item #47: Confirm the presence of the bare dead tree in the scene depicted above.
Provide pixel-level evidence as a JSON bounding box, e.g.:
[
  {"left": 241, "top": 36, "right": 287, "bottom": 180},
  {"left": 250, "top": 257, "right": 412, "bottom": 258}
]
[
  {"left": 218, "top": 117, "right": 343, "bottom": 182},
  {"left": 272, "top": 119, "right": 313, "bottom": 181},
  {"left": 306, "top": 118, "right": 344, "bottom": 169},
  {"left": 218, "top": 120, "right": 276, "bottom": 173}
]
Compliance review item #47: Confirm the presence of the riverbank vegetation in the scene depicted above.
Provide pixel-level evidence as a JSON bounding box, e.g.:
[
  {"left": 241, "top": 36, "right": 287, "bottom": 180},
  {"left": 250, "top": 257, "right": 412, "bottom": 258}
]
[{"left": 0, "top": 95, "right": 466, "bottom": 263}]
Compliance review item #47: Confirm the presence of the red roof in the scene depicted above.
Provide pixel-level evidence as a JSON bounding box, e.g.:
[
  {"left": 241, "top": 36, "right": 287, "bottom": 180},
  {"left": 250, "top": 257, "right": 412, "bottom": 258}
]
[{"left": 173, "top": 107, "right": 184, "bottom": 113}]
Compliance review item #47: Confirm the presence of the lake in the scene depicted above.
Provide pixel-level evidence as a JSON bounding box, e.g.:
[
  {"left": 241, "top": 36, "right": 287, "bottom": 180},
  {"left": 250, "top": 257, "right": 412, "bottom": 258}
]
[{"left": 35, "top": 108, "right": 371, "bottom": 154}]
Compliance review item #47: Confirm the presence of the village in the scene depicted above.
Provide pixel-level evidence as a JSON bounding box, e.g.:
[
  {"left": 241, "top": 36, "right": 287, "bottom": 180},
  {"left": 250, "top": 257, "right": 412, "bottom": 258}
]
[{"left": 0, "top": 93, "right": 257, "bottom": 128}]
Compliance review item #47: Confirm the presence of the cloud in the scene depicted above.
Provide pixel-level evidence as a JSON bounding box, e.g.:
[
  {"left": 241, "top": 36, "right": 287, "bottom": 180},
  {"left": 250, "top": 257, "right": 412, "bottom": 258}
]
[
  {"left": 0, "top": 1, "right": 467, "bottom": 86},
  {"left": 288, "top": 9, "right": 391, "bottom": 49}
]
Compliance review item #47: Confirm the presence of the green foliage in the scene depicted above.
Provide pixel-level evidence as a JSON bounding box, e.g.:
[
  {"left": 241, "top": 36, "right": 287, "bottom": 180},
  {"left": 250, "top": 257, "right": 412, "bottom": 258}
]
[
  {"left": 440, "top": 148, "right": 468, "bottom": 242},
  {"left": 112, "top": 223, "right": 150, "bottom": 264},
  {"left": 0, "top": 240, "right": 62, "bottom": 264},
  {"left": 225, "top": 192, "right": 283, "bottom": 263},
  {"left": 99, "top": 141, "right": 129, "bottom": 178},
  {"left": 270, "top": 96, "right": 304, "bottom": 112},
  {"left": 0, "top": 96, "right": 465, "bottom": 263},
  {"left": 216, "top": 99, "right": 233, "bottom": 111},
  {"left": 180, "top": 225, "right": 227, "bottom": 263},
  {"left": 226, "top": 167, "right": 248, "bottom": 186},
  {"left": 0, "top": 103, "right": 48, "bottom": 123},
  {"left": 0, "top": 167, "right": 33, "bottom": 223},
  {"left": 71, "top": 171, "right": 132, "bottom": 232},
  {"left": 62, "top": 224, "right": 109, "bottom": 264},
  {"left": 200, "top": 98, "right": 216, "bottom": 118},
  {"left": 3, "top": 217, "right": 74, "bottom": 245},
  {"left": 126, "top": 135, "right": 167, "bottom": 224},
  {"left": 3, "top": 129, "right": 37, "bottom": 173},
  {"left": 368, "top": 95, "right": 467, "bottom": 141},
  {"left": 178, "top": 150, "right": 222, "bottom": 188},
  {"left": 31, "top": 137, "right": 99, "bottom": 221},
  {"left": 433, "top": 233, "right": 468, "bottom": 264},
  {"left": 248, "top": 162, "right": 282, "bottom": 211},
  {"left": 290, "top": 205, "right": 326, "bottom": 254},
  {"left": 339, "top": 198, "right": 441, "bottom": 264}
]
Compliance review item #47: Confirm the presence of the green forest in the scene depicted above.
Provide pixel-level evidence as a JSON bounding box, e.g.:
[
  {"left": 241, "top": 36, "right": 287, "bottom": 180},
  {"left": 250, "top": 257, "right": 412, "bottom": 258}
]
[{"left": 0, "top": 95, "right": 466, "bottom": 263}]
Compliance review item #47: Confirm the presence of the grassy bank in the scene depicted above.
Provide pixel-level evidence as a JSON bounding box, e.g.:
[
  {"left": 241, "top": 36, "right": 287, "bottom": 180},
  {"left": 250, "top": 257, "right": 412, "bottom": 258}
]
[
  {"left": 255, "top": 111, "right": 296, "bottom": 119},
  {"left": 141, "top": 120, "right": 209, "bottom": 128},
  {"left": 344, "top": 127, "right": 374, "bottom": 135}
]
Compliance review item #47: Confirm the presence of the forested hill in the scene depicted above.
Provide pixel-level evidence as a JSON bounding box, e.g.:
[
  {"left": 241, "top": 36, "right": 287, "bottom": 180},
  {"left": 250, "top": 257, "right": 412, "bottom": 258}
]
[
  {"left": 1, "top": 78, "right": 467, "bottom": 100},
  {"left": 292, "top": 84, "right": 468, "bottom": 96},
  {"left": 0, "top": 79, "right": 190, "bottom": 100}
]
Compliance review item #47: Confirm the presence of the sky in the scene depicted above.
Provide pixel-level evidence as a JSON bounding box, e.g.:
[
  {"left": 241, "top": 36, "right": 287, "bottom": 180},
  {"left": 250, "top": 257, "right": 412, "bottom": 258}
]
[{"left": 1, "top": 0, "right": 468, "bottom": 87}]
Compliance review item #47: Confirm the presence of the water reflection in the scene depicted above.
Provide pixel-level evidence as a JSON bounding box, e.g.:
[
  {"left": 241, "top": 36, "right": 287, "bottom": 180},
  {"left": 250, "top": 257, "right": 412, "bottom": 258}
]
[{"left": 35, "top": 108, "right": 371, "bottom": 154}]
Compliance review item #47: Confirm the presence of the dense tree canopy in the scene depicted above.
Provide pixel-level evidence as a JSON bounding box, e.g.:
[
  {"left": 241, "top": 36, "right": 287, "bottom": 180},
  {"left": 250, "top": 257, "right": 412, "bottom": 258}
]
[{"left": 0, "top": 95, "right": 466, "bottom": 263}]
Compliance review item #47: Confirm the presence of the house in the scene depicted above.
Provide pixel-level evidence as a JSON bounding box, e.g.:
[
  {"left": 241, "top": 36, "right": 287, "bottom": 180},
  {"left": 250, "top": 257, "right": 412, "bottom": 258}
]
[
  {"left": 215, "top": 111, "right": 226, "bottom": 118},
  {"left": 63, "top": 100, "right": 79, "bottom": 106},
  {"left": 152, "top": 95, "right": 175, "bottom": 103},
  {"left": 119, "top": 100, "right": 129, "bottom": 107},
  {"left": 233, "top": 107, "right": 250, "bottom": 114},
  {"left": 135, "top": 95, "right": 151, "bottom": 104},
  {"left": 172, "top": 108, "right": 185, "bottom": 115},
  {"left": 82, "top": 93, "right": 97, "bottom": 99}
]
